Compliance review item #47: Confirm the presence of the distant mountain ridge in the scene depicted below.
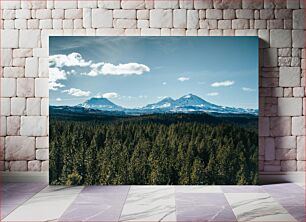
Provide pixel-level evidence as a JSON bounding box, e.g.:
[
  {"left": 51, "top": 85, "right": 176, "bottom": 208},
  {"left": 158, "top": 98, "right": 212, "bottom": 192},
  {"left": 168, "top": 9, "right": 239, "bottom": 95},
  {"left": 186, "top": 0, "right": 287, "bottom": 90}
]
[{"left": 73, "top": 93, "right": 258, "bottom": 115}]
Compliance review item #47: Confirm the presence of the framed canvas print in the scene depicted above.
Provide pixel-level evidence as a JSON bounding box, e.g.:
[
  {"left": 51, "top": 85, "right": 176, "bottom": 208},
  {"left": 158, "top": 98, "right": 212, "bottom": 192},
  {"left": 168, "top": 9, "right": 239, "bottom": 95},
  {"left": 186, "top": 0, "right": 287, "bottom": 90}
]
[{"left": 49, "top": 37, "right": 258, "bottom": 185}]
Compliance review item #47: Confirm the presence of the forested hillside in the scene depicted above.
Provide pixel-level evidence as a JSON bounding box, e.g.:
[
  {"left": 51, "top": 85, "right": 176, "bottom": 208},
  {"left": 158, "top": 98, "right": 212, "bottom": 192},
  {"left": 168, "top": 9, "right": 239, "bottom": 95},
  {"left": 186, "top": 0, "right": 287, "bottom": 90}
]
[{"left": 49, "top": 113, "right": 258, "bottom": 185}]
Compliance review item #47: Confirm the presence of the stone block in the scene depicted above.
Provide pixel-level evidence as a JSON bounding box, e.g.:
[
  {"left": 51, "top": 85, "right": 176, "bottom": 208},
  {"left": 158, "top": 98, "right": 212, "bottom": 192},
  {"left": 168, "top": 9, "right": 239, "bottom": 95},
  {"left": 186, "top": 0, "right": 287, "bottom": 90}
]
[
  {"left": 52, "top": 9, "right": 64, "bottom": 18},
  {"left": 9, "top": 161, "right": 27, "bottom": 171},
  {"left": 3, "top": 67, "right": 24, "bottom": 78},
  {"left": 41, "top": 98, "right": 49, "bottom": 116},
  {"left": 83, "top": 8, "right": 92, "bottom": 28},
  {"left": 1, "top": 49, "right": 12, "bottom": 67},
  {"left": 214, "top": 0, "right": 241, "bottom": 8},
  {"left": 15, "top": 19, "right": 28, "bottom": 29},
  {"left": 187, "top": 10, "right": 199, "bottom": 29},
  {"left": 1, "top": 117, "right": 6, "bottom": 137},
  {"left": 25, "top": 57, "right": 38, "bottom": 77},
  {"left": 293, "top": 9, "right": 305, "bottom": 29},
  {"left": 54, "top": 0, "right": 77, "bottom": 9},
  {"left": 218, "top": 20, "right": 232, "bottom": 29},
  {"left": 276, "top": 148, "right": 297, "bottom": 160},
  {"left": 278, "top": 98, "right": 302, "bottom": 116},
  {"left": 259, "top": 117, "right": 269, "bottom": 136},
  {"left": 13, "top": 49, "right": 32, "bottom": 58},
  {"left": 292, "top": 116, "right": 305, "bottom": 136},
  {"left": 173, "top": 9, "right": 187, "bottom": 28},
  {"left": 292, "top": 30, "right": 305, "bottom": 48},
  {"left": 270, "top": 117, "right": 291, "bottom": 136},
  {"left": 137, "top": 20, "right": 149, "bottom": 28},
  {"left": 297, "top": 136, "right": 305, "bottom": 161},
  {"left": 0, "top": 98, "right": 10, "bottom": 116},
  {"left": 5, "top": 136, "right": 35, "bottom": 160},
  {"left": 65, "top": 9, "right": 82, "bottom": 19},
  {"left": 35, "top": 78, "right": 49, "bottom": 97},
  {"left": 281, "top": 160, "right": 297, "bottom": 171},
  {"left": 297, "top": 161, "right": 305, "bottom": 171},
  {"left": 223, "top": 9, "right": 235, "bottom": 19},
  {"left": 154, "top": 0, "right": 178, "bottom": 9},
  {"left": 279, "top": 67, "right": 300, "bottom": 87},
  {"left": 232, "top": 19, "right": 249, "bottom": 29},
  {"left": 1, "top": 1, "right": 20, "bottom": 9},
  {"left": 7, "top": 116, "right": 20, "bottom": 136},
  {"left": 36, "top": 149, "right": 49, "bottom": 160},
  {"left": 39, "top": 58, "right": 49, "bottom": 77},
  {"left": 114, "top": 19, "right": 137, "bottom": 28},
  {"left": 1, "top": 30, "right": 19, "bottom": 48},
  {"left": 206, "top": 9, "right": 222, "bottom": 19},
  {"left": 194, "top": 0, "right": 212, "bottom": 9},
  {"left": 242, "top": 0, "right": 263, "bottom": 9},
  {"left": 114, "top": 9, "right": 136, "bottom": 18},
  {"left": 11, "top": 98, "right": 26, "bottom": 115},
  {"left": 293, "top": 87, "right": 304, "bottom": 97},
  {"left": 275, "top": 136, "right": 297, "bottom": 149},
  {"left": 287, "top": 0, "right": 300, "bottom": 9},
  {"left": 137, "top": 10, "right": 149, "bottom": 19},
  {"left": 28, "top": 160, "right": 41, "bottom": 171},
  {"left": 264, "top": 137, "right": 275, "bottom": 160},
  {"left": 92, "top": 9, "right": 113, "bottom": 28},
  {"left": 17, "top": 78, "right": 34, "bottom": 97},
  {"left": 1, "top": 78, "right": 16, "bottom": 98},
  {"left": 270, "top": 30, "right": 291, "bottom": 48},
  {"left": 19, "top": 30, "right": 41, "bottom": 48},
  {"left": 36, "top": 137, "right": 48, "bottom": 149},
  {"left": 236, "top": 9, "right": 254, "bottom": 19},
  {"left": 179, "top": 0, "right": 193, "bottom": 9},
  {"left": 121, "top": 0, "right": 145, "bottom": 9},
  {"left": 41, "top": 160, "right": 49, "bottom": 171},
  {"left": 26, "top": 98, "right": 41, "bottom": 116},
  {"left": 150, "top": 9, "right": 172, "bottom": 28},
  {"left": 140, "top": 28, "right": 161, "bottom": 36},
  {"left": 98, "top": 0, "right": 121, "bottom": 9},
  {"left": 20, "top": 116, "right": 48, "bottom": 136}
]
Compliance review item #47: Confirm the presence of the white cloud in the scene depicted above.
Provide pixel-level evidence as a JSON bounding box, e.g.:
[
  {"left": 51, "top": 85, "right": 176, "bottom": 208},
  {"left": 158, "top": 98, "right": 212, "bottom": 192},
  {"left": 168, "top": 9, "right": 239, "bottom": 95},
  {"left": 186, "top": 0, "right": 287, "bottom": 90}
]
[
  {"left": 242, "top": 87, "right": 255, "bottom": 92},
  {"left": 162, "top": 82, "right": 167, "bottom": 85},
  {"left": 62, "top": 88, "right": 91, "bottom": 97},
  {"left": 56, "top": 98, "right": 62, "bottom": 101},
  {"left": 49, "top": 52, "right": 92, "bottom": 68},
  {"left": 49, "top": 67, "right": 67, "bottom": 91},
  {"left": 211, "top": 80, "right": 235, "bottom": 87},
  {"left": 207, "top": 92, "right": 219, "bottom": 96},
  {"left": 95, "top": 92, "right": 119, "bottom": 99},
  {"left": 85, "top": 62, "right": 150, "bottom": 76},
  {"left": 178, "top": 77, "right": 190, "bottom": 82}
]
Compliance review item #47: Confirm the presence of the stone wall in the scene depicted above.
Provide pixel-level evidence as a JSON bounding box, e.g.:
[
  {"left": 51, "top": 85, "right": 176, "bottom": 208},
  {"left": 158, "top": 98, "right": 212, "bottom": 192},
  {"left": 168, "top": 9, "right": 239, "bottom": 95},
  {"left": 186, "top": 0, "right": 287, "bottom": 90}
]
[{"left": 0, "top": 0, "right": 305, "bottom": 173}]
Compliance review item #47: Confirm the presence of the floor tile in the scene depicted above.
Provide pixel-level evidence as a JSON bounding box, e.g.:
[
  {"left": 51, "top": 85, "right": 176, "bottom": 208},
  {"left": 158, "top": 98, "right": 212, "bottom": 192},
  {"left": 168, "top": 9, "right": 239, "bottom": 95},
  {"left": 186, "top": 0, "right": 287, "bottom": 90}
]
[
  {"left": 283, "top": 205, "right": 305, "bottom": 222},
  {"left": 0, "top": 183, "right": 47, "bottom": 219},
  {"left": 59, "top": 186, "right": 130, "bottom": 221},
  {"left": 175, "top": 185, "right": 222, "bottom": 193},
  {"left": 119, "top": 186, "right": 176, "bottom": 222},
  {"left": 262, "top": 183, "right": 304, "bottom": 193},
  {"left": 3, "top": 186, "right": 84, "bottom": 221},
  {"left": 225, "top": 193, "right": 297, "bottom": 221},
  {"left": 176, "top": 193, "right": 237, "bottom": 222},
  {"left": 222, "top": 185, "right": 265, "bottom": 193},
  {"left": 270, "top": 192, "right": 305, "bottom": 206},
  {"left": 1, "top": 183, "right": 47, "bottom": 194}
]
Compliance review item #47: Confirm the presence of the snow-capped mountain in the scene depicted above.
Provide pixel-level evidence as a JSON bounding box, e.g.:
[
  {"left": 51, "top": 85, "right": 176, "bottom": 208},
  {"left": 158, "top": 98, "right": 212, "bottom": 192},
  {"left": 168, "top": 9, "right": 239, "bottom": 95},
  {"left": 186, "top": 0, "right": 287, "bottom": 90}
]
[
  {"left": 72, "top": 94, "right": 258, "bottom": 115},
  {"left": 141, "top": 94, "right": 257, "bottom": 115},
  {"left": 77, "top": 97, "right": 124, "bottom": 111}
]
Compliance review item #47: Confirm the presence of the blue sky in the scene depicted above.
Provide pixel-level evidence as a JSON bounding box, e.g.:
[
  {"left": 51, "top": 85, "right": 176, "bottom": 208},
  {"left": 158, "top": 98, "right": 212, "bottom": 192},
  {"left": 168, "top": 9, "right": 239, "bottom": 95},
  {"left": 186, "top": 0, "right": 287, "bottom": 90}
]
[{"left": 49, "top": 36, "right": 258, "bottom": 109}]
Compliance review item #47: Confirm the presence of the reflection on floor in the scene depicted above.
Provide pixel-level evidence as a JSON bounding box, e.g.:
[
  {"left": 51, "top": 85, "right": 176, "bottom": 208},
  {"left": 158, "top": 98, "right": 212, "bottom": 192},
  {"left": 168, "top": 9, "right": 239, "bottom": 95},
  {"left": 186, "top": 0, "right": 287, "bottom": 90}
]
[{"left": 1, "top": 183, "right": 304, "bottom": 221}]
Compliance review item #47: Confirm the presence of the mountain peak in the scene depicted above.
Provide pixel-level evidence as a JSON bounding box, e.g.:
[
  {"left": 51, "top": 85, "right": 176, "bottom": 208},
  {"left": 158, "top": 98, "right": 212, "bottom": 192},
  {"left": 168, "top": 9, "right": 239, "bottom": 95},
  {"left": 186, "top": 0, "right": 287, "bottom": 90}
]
[{"left": 77, "top": 97, "right": 123, "bottom": 111}]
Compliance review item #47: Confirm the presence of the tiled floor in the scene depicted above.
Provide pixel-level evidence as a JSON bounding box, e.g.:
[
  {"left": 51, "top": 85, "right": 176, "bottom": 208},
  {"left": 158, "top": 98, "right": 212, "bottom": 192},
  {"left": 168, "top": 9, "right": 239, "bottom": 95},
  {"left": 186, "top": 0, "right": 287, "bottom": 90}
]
[{"left": 1, "top": 183, "right": 305, "bottom": 221}]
